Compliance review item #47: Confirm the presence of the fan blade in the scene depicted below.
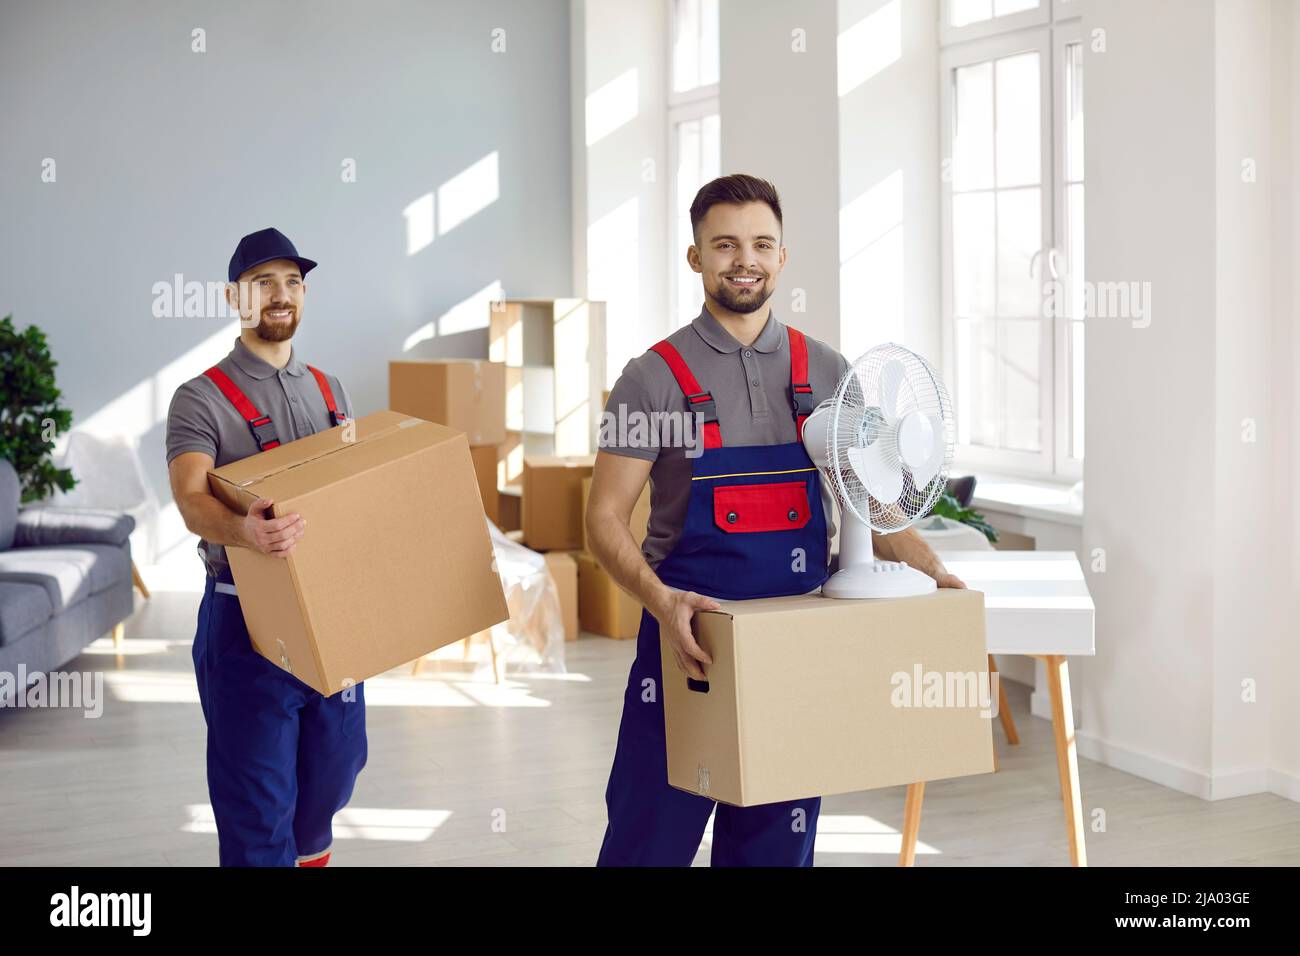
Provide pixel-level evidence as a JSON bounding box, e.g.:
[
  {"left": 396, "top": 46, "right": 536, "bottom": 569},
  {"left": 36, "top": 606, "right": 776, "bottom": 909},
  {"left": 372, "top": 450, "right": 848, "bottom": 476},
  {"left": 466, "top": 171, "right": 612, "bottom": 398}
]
[
  {"left": 847, "top": 441, "right": 904, "bottom": 504},
  {"left": 879, "top": 359, "right": 905, "bottom": 421},
  {"left": 898, "top": 411, "right": 946, "bottom": 490}
]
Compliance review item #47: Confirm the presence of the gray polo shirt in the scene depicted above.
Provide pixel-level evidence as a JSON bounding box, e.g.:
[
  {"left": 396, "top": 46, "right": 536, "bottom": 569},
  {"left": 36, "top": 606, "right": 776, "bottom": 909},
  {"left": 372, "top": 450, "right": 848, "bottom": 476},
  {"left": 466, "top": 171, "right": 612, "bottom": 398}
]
[
  {"left": 601, "top": 307, "right": 849, "bottom": 568},
  {"left": 165, "top": 337, "right": 354, "bottom": 577}
]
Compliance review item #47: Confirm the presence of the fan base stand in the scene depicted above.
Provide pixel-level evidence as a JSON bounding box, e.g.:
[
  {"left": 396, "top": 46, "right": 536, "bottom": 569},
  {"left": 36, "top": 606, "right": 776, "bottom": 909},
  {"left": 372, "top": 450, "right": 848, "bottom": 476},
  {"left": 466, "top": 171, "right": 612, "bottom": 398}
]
[{"left": 822, "top": 561, "right": 937, "bottom": 599}]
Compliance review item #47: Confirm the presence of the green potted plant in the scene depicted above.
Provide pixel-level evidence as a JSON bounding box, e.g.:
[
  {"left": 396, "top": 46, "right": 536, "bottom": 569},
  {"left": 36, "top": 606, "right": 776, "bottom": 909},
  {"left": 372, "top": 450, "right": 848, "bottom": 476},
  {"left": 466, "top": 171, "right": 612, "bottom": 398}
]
[
  {"left": 0, "top": 314, "right": 76, "bottom": 503},
  {"left": 927, "top": 491, "right": 998, "bottom": 544}
]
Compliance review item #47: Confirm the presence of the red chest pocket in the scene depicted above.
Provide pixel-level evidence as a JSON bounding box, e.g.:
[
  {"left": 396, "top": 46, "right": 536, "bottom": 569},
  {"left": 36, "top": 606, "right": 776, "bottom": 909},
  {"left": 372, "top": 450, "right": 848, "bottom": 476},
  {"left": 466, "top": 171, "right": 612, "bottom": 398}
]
[{"left": 713, "top": 480, "right": 812, "bottom": 533}]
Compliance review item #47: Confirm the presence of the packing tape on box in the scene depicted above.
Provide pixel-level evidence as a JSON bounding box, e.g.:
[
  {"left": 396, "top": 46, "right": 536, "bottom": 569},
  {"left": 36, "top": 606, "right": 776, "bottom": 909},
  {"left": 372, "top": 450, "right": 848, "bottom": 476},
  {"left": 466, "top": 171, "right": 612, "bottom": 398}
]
[{"left": 232, "top": 418, "right": 426, "bottom": 487}]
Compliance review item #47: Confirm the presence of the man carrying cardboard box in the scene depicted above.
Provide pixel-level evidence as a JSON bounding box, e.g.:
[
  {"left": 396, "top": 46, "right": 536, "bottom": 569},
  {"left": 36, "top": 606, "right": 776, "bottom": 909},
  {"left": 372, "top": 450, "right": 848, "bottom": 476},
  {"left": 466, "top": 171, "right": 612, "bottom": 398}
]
[
  {"left": 588, "top": 176, "right": 965, "bottom": 867},
  {"left": 165, "top": 228, "right": 363, "bottom": 867}
]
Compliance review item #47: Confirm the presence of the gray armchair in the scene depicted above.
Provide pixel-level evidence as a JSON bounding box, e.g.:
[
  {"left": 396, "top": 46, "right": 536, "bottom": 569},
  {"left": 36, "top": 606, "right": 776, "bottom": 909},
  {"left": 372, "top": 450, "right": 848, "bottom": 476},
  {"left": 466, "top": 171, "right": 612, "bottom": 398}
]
[{"left": 0, "top": 458, "right": 136, "bottom": 707}]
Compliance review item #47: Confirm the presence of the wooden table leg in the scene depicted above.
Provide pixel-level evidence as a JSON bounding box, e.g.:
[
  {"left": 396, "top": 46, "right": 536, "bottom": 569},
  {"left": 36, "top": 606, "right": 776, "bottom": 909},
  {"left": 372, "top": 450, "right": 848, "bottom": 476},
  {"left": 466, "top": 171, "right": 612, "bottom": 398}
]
[
  {"left": 989, "top": 654, "right": 1019, "bottom": 745},
  {"left": 1045, "top": 654, "right": 1087, "bottom": 866},
  {"left": 899, "top": 781, "right": 924, "bottom": 867}
]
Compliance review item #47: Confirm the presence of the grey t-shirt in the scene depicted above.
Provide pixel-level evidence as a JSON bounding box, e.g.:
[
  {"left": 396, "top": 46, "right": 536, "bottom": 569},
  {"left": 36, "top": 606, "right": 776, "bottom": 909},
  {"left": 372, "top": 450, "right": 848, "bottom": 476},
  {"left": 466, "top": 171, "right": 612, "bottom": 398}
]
[
  {"left": 165, "top": 337, "right": 354, "bottom": 577},
  {"left": 600, "top": 307, "right": 849, "bottom": 568}
]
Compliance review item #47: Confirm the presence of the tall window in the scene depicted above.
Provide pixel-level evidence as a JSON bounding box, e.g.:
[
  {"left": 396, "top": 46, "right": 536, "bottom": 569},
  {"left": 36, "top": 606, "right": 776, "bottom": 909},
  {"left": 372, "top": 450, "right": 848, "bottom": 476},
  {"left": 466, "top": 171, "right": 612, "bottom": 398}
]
[
  {"left": 670, "top": 0, "right": 720, "bottom": 328},
  {"left": 940, "top": 0, "right": 1083, "bottom": 479}
]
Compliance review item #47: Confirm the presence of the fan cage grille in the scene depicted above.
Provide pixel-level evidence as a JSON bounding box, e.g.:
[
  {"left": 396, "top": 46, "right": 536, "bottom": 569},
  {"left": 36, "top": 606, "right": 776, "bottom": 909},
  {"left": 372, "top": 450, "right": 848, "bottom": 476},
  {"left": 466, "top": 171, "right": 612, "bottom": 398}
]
[{"left": 825, "top": 343, "right": 955, "bottom": 533}]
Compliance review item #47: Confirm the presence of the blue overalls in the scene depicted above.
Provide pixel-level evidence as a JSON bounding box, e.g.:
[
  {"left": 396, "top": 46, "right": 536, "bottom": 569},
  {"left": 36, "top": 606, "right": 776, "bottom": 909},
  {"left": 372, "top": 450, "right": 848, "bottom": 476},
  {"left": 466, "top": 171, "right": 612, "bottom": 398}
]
[
  {"left": 597, "top": 326, "right": 830, "bottom": 866},
  {"left": 191, "top": 365, "right": 367, "bottom": 867}
]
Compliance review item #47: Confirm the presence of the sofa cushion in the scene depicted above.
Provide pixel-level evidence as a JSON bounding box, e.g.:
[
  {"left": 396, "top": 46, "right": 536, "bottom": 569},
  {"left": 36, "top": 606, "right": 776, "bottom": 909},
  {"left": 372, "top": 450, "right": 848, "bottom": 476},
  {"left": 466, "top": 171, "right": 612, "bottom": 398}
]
[
  {"left": 0, "top": 580, "right": 55, "bottom": 647},
  {"left": 14, "top": 507, "right": 135, "bottom": 548},
  {"left": 0, "top": 458, "right": 18, "bottom": 551},
  {"left": 0, "top": 544, "right": 130, "bottom": 613}
]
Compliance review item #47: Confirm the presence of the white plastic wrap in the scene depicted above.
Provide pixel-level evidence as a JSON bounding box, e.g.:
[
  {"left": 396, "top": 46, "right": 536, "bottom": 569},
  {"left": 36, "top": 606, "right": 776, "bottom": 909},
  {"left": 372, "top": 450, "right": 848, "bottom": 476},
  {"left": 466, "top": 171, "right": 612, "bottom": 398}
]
[{"left": 480, "top": 519, "right": 567, "bottom": 674}]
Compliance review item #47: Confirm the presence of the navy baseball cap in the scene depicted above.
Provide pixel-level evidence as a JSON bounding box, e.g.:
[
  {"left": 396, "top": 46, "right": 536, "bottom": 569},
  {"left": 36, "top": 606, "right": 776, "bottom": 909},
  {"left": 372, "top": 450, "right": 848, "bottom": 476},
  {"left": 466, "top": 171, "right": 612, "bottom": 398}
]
[{"left": 227, "top": 227, "right": 317, "bottom": 283}]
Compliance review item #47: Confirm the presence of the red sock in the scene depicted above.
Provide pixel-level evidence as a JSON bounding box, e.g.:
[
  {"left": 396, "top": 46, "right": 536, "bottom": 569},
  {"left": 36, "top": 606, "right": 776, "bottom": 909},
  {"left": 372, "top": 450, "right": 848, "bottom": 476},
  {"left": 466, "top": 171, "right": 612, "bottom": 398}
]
[{"left": 296, "top": 850, "right": 331, "bottom": 867}]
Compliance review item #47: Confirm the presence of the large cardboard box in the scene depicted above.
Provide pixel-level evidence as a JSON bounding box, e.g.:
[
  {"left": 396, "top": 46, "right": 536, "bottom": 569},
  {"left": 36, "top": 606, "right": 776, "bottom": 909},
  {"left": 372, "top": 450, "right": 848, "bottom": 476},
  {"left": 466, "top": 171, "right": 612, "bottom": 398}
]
[
  {"left": 580, "top": 477, "right": 650, "bottom": 554},
  {"left": 521, "top": 455, "right": 595, "bottom": 551},
  {"left": 388, "top": 359, "right": 506, "bottom": 446},
  {"left": 576, "top": 551, "right": 642, "bottom": 639},
  {"left": 469, "top": 443, "right": 499, "bottom": 523},
  {"left": 663, "top": 589, "right": 994, "bottom": 807},
  {"left": 207, "top": 411, "right": 509, "bottom": 696},
  {"left": 543, "top": 551, "right": 579, "bottom": 642}
]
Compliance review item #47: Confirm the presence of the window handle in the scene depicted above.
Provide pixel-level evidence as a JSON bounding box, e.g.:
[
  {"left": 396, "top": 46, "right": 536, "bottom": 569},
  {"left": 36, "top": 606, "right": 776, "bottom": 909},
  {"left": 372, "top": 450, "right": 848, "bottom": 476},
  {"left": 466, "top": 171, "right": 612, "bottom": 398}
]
[{"left": 1029, "top": 247, "right": 1062, "bottom": 281}]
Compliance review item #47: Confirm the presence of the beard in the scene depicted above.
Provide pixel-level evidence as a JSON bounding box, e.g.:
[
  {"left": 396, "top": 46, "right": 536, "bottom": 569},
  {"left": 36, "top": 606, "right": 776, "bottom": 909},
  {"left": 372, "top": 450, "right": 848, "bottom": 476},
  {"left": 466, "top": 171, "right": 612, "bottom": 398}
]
[
  {"left": 252, "top": 307, "right": 300, "bottom": 342},
  {"left": 709, "top": 275, "right": 774, "bottom": 315}
]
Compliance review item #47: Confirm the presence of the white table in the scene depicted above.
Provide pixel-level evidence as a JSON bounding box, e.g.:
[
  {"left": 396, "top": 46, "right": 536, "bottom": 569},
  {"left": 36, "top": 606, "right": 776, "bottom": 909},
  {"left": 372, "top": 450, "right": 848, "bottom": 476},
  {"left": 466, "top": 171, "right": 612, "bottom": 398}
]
[{"left": 898, "top": 551, "right": 1095, "bottom": 867}]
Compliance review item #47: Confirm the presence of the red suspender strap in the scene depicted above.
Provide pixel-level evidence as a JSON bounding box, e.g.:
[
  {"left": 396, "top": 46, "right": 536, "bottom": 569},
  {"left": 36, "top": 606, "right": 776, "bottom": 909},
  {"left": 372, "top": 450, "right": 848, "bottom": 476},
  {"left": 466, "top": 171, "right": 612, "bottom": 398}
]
[
  {"left": 787, "top": 327, "right": 816, "bottom": 440},
  {"left": 203, "top": 366, "right": 281, "bottom": 450},
  {"left": 306, "top": 365, "right": 346, "bottom": 426},
  {"left": 650, "top": 340, "right": 723, "bottom": 449}
]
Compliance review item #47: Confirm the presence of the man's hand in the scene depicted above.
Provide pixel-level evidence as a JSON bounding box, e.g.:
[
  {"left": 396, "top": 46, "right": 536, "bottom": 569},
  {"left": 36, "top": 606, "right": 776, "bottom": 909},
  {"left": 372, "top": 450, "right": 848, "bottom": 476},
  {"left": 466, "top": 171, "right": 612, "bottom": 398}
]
[
  {"left": 650, "top": 588, "right": 720, "bottom": 682},
  {"left": 873, "top": 527, "right": 967, "bottom": 589},
  {"left": 241, "top": 497, "right": 306, "bottom": 558}
]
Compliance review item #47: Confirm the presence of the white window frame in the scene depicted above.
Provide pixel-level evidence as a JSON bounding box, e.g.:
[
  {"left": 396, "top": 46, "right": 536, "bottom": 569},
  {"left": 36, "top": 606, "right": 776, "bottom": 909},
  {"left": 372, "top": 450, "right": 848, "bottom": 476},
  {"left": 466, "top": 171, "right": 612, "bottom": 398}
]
[
  {"left": 940, "top": 0, "right": 1050, "bottom": 46},
  {"left": 667, "top": 0, "right": 720, "bottom": 331},
  {"left": 940, "top": 3, "right": 1083, "bottom": 482},
  {"left": 1052, "top": 21, "right": 1084, "bottom": 481}
]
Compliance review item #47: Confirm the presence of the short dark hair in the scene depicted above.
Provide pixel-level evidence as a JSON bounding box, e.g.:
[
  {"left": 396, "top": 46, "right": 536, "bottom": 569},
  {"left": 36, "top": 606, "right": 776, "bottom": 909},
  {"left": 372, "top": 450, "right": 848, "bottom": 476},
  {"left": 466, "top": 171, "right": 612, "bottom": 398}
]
[{"left": 689, "top": 174, "right": 783, "bottom": 240}]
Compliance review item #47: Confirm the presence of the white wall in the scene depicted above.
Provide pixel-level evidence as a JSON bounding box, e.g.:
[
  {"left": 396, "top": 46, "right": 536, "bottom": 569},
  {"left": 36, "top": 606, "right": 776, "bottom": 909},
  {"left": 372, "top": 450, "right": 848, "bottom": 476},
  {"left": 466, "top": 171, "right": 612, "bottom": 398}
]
[
  {"left": 1081, "top": 0, "right": 1298, "bottom": 801},
  {"left": 1271, "top": 0, "right": 1300, "bottom": 795},
  {"left": 1210, "top": 0, "right": 1283, "bottom": 797},
  {"left": 571, "top": 0, "right": 669, "bottom": 384},
  {"left": 0, "top": 0, "right": 573, "bottom": 561},
  {"left": 720, "top": 0, "right": 843, "bottom": 348},
  {"left": 1080, "top": 0, "right": 1219, "bottom": 791},
  {"left": 838, "top": 0, "right": 940, "bottom": 362}
]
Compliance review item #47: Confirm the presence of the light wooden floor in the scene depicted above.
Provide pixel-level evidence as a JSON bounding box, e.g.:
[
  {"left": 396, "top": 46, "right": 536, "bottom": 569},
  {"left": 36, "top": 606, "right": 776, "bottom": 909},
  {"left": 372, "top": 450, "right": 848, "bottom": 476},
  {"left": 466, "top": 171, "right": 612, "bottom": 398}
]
[{"left": 2, "top": 587, "right": 1298, "bottom": 867}]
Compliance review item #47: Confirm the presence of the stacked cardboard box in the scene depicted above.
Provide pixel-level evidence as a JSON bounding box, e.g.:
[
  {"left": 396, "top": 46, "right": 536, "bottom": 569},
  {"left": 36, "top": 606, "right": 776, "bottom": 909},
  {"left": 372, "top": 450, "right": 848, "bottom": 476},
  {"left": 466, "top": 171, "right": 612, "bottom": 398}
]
[
  {"left": 388, "top": 359, "right": 506, "bottom": 524},
  {"left": 574, "top": 477, "right": 651, "bottom": 640},
  {"left": 520, "top": 455, "right": 596, "bottom": 551},
  {"left": 543, "top": 552, "right": 578, "bottom": 642}
]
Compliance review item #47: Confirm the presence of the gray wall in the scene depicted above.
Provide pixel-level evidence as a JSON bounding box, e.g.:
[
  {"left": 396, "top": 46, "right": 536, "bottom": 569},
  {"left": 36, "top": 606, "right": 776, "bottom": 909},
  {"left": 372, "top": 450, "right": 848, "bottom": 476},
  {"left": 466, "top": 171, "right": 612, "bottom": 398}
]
[{"left": 0, "top": 0, "right": 572, "bottom": 532}]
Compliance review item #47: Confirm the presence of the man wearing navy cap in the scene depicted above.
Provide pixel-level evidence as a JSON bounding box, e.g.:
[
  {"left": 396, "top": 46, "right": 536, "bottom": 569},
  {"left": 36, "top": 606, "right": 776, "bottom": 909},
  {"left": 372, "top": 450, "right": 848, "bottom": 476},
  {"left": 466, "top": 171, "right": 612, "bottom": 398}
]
[{"left": 165, "top": 227, "right": 365, "bottom": 867}]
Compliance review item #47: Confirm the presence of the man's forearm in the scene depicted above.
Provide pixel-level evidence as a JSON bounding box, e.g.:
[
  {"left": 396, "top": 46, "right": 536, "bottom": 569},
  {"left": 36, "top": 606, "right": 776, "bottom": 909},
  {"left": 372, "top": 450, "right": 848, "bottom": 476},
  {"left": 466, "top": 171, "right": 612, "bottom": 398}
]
[
  {"left": 872, "top": 527, "right": 946, "bottom": 577},
  {"left": 178, "top": 492, "right": 249, "bottom": 549},
  {"left": 588, "top": 517, "right": 673, "bottom": 617}
]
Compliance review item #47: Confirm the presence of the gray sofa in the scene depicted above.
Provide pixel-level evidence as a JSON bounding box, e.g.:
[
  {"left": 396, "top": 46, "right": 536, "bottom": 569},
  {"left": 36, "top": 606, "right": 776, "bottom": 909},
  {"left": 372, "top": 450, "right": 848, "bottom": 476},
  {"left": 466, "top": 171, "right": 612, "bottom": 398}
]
[{"left": 0, "top": 458, "right": 136, "bottom": 707}]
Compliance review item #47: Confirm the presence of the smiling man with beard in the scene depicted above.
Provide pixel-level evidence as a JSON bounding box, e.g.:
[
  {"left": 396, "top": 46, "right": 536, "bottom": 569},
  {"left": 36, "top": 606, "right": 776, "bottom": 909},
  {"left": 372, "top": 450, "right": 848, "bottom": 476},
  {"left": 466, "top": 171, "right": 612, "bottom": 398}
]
[
  {"left": 165, "top": 227, "right": 365, "bottom": 867},
  {"left": 589, "top": 175, "right": 963, "bottom": 866}
]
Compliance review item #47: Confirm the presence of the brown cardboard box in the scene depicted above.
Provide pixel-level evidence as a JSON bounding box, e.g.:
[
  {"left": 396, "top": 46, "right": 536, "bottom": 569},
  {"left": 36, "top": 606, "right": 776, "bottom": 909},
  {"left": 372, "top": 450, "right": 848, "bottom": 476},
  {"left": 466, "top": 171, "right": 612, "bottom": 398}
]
[
  {"left": 580, "top": 477, "right": 650, "bottom": 554},
  {"left": 469, "top": 443, "right": 499, "bottom": 523},
  {"left": 543, "top": 552, "right": 579, "bottom": 642},
  {"left": 576, "top": 551, "right": 642, "bottom": 639},
  {"left": 207, "top": 411, "right": 509, "bottom": 696},
  {"left": 388, "top": 359, "right": 506, "bottom": 446},
  {"left": 521, "top": 455, "right": 595, "bottom": 550},
  {"left": 663, "top": 589, "right": 994, "bottom": 806},
  {"left": 498, "top": 485, "right": 521, "bottom": 532}
]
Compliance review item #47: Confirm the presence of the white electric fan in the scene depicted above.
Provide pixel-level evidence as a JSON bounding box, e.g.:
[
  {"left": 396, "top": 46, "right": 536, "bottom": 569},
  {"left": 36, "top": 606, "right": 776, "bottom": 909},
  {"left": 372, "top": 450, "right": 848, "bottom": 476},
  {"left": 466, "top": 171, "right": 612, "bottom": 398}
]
[{"left": 802, "top": 343, "right": 954, "bottom": 599}]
